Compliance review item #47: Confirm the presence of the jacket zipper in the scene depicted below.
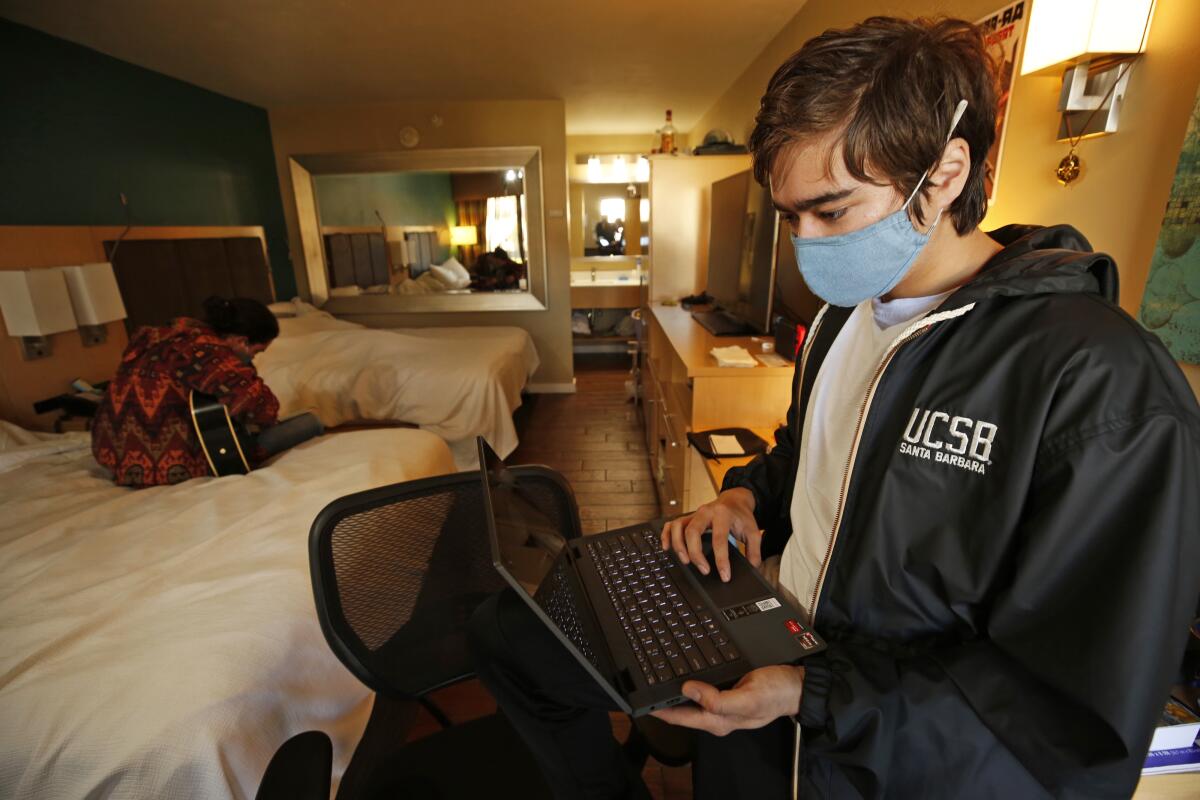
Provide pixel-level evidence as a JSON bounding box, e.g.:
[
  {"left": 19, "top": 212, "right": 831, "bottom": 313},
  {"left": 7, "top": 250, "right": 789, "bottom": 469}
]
[
  {"left": 795, "top": 307, "right": 828, "bottom": 420},
  {"left": 806, "top": 303, "right": 976, "bottom": 621}
]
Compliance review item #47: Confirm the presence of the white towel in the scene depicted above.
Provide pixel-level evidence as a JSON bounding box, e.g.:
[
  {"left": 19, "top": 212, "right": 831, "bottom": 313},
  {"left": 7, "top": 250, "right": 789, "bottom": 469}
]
[{"left": 710, "top": 345, "right": 757, "bottom": 368}]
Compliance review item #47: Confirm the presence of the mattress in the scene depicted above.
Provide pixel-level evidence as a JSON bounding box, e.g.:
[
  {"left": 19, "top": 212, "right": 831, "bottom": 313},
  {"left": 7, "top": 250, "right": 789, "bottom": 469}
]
[
  {"left": 0, "top": 422, "right": 456, "bottom": 800},
  {"left": 256, "top": 313, "right": 540, "bottom": 469}
]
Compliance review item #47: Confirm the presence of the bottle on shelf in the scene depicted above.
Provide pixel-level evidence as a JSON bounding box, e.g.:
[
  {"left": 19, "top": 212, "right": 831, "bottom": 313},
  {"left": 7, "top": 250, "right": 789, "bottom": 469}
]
[{"left": 658, "top": 109, "right": 676, "bottom": 155}]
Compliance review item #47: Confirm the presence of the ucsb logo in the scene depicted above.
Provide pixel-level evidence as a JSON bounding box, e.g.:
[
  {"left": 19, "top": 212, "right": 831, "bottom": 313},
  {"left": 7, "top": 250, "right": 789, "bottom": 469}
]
[{"left": 897, "top": 408, "right": 997, "bottom": 476}]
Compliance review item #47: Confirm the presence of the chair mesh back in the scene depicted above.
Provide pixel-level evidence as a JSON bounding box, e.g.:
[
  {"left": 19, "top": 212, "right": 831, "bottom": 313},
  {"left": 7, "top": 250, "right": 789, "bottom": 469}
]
[{"left": 310, "top": 467, "right": 580, "bottom": 698}]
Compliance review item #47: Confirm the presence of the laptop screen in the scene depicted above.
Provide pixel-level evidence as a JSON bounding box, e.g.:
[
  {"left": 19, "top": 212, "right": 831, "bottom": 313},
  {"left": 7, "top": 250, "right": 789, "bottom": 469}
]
[{"left": 479, "top": 439, "right": 566, "bottom": 597}]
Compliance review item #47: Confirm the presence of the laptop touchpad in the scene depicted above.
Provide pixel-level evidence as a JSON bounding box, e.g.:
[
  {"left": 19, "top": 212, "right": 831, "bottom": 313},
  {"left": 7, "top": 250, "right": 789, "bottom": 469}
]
[{"left": 689, "top": 550, "right": 770, "bottom": 607}]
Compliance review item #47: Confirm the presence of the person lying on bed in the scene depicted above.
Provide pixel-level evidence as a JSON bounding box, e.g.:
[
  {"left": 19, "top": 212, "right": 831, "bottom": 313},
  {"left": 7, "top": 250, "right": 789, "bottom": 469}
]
[{"left": 91, "top": 295, "right": 322, "bottom": 487}]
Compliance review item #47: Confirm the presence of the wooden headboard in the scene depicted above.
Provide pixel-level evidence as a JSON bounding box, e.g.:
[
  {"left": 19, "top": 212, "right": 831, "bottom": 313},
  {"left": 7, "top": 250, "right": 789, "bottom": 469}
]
[
  {"left": 0, "top": 225, "right": 272, "bottom": 430},
  {"left": 320, "top": 225, "right": 440, "bottom": 288},
  {"left": 107, "top": 234, "right": 274, "bottom": 331}
]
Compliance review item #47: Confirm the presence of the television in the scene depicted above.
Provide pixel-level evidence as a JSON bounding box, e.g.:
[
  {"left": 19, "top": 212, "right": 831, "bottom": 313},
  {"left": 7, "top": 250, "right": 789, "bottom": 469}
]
[{"left": 694, "top": 170, "right": 779, "bottom": 336}]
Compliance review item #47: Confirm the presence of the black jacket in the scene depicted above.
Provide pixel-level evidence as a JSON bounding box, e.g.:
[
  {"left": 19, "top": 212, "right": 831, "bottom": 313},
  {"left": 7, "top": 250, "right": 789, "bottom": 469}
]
[{"left": 722, "top": 225, "right": 1200, "bottom": 798}]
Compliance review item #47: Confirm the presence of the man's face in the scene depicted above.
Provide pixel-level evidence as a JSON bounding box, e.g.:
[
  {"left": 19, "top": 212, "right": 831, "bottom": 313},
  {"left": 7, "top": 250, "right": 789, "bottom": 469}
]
[{"left": 770, "top": 128, "right": 913, "bottom": 240}]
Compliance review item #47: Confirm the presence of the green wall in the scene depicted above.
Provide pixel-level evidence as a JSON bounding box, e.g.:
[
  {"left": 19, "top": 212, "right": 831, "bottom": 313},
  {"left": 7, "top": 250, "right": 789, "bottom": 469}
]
[
  {"left": 314, "top": 172, "right": 455, "bottom": 264},
  {"left": 0, "top": 19, "right": 295, "bottom": 297}
]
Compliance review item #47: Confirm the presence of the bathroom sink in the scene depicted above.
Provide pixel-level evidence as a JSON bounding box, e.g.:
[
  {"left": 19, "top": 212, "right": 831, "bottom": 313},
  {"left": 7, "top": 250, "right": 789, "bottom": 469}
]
[{"left": 570, "top": 270, "right": 646, "bottom": 287}]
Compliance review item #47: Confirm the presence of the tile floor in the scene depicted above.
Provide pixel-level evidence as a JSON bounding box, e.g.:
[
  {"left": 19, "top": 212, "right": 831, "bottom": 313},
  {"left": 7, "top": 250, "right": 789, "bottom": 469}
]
[{"left": 405, "top": 353, "right": 693, "bottom": 799}]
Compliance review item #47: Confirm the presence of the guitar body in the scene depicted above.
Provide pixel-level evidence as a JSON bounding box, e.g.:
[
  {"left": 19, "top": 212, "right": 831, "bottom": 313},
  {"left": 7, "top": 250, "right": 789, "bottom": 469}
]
[{"left": 189, "top": 391, "right": 251, "bottom": 477}]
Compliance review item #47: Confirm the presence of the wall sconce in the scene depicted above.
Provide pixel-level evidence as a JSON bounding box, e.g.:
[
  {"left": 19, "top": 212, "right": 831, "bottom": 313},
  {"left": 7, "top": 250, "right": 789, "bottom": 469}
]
[
  {"left": 0, "top": 269, "right": 78, "bottom": 360},
  {"left": 635, "top": 156, "right": 650, "bottom": 183},
  {"left": 579, "top": 154, "right": 650, "bottom": 184},
  {"left": 1021, "top": 0, "right": 1156, "bottom": 185},
  {"left": 612, "top": 155, "right": 629, "bottom": 182},
  {"left": 59, "top": 262, "right": 127, "bottom": 346}
]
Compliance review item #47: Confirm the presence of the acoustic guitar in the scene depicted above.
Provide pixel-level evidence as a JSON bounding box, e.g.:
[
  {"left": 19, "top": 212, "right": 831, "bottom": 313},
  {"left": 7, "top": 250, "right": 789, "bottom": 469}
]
[{"left": 188, "top": 390, "right": 251, "bottom": 477}]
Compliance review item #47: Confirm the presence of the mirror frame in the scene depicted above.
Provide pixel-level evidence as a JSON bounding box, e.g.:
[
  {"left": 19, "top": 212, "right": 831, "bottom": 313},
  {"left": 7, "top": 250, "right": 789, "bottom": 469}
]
[{"left": 289, "top": 146, "right": 548, "bottom": 312}]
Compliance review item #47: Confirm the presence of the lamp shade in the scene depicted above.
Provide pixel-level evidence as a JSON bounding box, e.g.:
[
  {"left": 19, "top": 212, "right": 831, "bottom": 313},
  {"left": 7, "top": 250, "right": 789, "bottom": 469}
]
[
  {"left": 60, "top": 262, "right": 127, "bottom": 325},
  {"left": 1021, "top": 0, "right": 1156, "bottom": 75},
  {"left": 450, "top": 225, "right": 478, "bottom": 247},
  {"left": 0, "top": 269, "right": 78, "bottom": 336}
]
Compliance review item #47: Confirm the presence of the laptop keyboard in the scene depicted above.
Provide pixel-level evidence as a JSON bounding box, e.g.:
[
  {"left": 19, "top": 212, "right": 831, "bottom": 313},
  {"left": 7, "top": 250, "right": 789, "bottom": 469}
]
[
  {"left": 588, "top": 529, "right": 741, "bottom": 686},
  {"left": 538, "top": 559, "right": 599, "bottom": 668}
]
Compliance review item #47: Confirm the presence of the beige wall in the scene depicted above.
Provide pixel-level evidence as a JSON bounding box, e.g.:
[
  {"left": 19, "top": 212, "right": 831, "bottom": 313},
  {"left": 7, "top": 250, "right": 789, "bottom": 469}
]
[
  {"left": 691, "top": 0, "right": 1200, "bottom": 319},
  {"left": 0, "top": 227, "right": 128, "bottom": 429},
  {"left": 269, "top": 99, "right": 574, "bottom": 387}
]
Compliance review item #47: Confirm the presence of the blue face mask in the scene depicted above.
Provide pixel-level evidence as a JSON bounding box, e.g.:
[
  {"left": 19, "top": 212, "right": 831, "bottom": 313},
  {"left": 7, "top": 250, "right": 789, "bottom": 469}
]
[{"left": 790, "top": 100, "right": 968, "bottom": 308}]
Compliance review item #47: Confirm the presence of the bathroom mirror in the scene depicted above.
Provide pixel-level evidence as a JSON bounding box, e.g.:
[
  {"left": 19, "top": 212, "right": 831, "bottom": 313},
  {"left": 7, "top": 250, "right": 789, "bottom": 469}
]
[{"left": 569, "top": 181, "right": 649, "bottom": 260}]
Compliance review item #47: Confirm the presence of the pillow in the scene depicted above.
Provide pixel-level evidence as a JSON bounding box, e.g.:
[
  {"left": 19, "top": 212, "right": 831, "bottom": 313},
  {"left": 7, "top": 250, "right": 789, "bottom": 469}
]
[
  {"left": 328, "top": 285, "right": 362, "bottom": 298},
  {"left": 429, "top": 263, "right": 470, "bottom": 290},
  {"left": 290, "top": 298, "right": 324, "bottom": 315},
  {"left": 267, "top": 301, "right": 297, "bottom": 318},
  {"left": 440, "top": 256, "right": 471, "bottom": 285}
]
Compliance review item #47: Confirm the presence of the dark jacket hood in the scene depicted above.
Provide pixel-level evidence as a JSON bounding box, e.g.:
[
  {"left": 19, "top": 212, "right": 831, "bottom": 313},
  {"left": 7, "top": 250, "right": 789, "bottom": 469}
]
[{"left": 951, "top": 224, "right": 1119, "bottom": 307}]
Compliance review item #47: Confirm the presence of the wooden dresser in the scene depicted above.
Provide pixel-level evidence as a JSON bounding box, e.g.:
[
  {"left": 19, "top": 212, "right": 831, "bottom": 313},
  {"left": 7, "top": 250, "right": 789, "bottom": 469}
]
[{"left": 640, "top": 303, "right": 793, "bottom": 515}]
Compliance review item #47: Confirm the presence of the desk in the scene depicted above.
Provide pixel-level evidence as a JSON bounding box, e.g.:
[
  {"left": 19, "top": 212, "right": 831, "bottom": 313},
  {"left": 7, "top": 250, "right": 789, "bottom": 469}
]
[
  {"left": 640, "top": 304, "right": 790, "bottom": 514},
  {"left": 700, "top": 426, "right": 778, "bottom": 498},
  {"left": 1134, "top": 772, "right": 1200, "bottom": 798}
]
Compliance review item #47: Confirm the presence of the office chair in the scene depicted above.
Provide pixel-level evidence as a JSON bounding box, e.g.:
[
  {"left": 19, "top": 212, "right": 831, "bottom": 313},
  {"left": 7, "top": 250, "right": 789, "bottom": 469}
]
[{"left": 258, "top": 467, "right": 692, "bottom": 799}]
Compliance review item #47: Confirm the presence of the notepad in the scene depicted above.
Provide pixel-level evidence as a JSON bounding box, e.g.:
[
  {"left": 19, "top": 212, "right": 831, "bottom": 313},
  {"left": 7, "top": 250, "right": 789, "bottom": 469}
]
[
  {"left": 709, "top": 434, "right": 745, "bottom": 456},
  {"left": 710, "top": 346, "right": 757, "bottom": 368}
]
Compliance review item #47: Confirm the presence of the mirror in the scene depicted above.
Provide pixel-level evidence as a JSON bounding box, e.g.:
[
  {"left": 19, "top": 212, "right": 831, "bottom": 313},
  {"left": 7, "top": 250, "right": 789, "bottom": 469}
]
[
  {"left": 290, "top": 147, "right": 547, "bottom": 312},
  {"left": 576, "top": 182, "right": 648, "bottom": 257},
  {"left": 569, "top": 180, "right": 649, "bottom": 262}
]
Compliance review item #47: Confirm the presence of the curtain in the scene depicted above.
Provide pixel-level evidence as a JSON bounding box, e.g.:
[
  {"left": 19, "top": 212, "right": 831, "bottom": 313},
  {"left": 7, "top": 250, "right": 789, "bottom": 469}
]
[{"left": 455, "top": 199, "right": 486, "bottom": 268}]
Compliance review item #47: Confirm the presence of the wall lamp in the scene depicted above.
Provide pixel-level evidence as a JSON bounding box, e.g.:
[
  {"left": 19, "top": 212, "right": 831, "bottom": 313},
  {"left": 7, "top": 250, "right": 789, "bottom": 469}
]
[
  {"left": 1021, "top": 0, "right": 1156, "bottom": 185},
  {"left": 578, "top": 154, "right": 651, "bottom": 184},
  {"left": 0, "top": 269, "right": 78, "bottom": 360},
  {"left": 60, "top": 262, "right": 128, "bottom": 346}
]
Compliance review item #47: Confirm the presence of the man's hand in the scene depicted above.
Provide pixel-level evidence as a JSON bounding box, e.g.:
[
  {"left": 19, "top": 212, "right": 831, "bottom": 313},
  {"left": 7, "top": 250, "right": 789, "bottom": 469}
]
[
  {"left": 661, "top": 487, "right": 760, "bottom": 582},
  {"left": 650, "top": 665, "right": 805, "bottom": 736}
]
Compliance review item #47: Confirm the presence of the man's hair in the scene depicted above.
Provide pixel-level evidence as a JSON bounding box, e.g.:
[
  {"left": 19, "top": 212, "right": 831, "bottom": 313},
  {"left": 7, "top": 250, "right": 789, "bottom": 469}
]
[{"left": 748, "top": 16, "right": 998, "bottom": 234}]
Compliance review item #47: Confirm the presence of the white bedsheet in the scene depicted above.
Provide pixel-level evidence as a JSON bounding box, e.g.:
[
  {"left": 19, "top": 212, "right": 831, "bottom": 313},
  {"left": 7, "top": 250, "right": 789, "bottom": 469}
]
[
  {"left": 256, "top": 317, "right": 539, "bottom": 469},
  {"left": 0, "top": 422, "right": 455, "bottom": 800}
]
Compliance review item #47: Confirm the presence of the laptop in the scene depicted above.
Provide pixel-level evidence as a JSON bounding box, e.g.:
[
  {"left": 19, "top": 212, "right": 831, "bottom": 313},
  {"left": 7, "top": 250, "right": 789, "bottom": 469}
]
[{"left": 477, "top": 437, "right": 825, "bottom": 717}]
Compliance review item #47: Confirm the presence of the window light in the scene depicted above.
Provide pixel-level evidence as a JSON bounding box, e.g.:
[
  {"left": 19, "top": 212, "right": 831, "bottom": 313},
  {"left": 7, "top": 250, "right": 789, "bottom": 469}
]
[{"left": 599, "top": 198, "right": 626, "bottom": 223}]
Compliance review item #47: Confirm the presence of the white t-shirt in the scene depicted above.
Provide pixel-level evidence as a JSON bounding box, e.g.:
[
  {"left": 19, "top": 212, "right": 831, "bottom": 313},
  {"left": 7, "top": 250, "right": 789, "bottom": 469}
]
[{"left": 780, "top": 291, "right": 951, "bottom": 618}]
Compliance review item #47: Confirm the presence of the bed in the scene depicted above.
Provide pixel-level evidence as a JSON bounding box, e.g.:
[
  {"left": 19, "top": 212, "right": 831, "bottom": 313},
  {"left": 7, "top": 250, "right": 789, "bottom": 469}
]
[
  {"left": 0, "top": 421, "right": 456, "bottom": 800},
  {"left": 254, "top": 300, "right": 540, "bottom": 469}
]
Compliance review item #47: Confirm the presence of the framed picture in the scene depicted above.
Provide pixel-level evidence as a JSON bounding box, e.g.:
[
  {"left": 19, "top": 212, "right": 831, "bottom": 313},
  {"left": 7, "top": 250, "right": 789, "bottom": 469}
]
[
  {"left": 1139, "top": 86, "right": 1200, "bottom": 365},
  {"left": 977, "top": 1, "right": 1028, "bottom": 202}
]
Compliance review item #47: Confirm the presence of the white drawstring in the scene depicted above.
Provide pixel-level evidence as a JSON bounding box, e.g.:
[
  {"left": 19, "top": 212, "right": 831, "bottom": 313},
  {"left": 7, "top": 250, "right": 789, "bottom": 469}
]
[{"left": 792, "top": 718, "right": 801, "bottom": 800}]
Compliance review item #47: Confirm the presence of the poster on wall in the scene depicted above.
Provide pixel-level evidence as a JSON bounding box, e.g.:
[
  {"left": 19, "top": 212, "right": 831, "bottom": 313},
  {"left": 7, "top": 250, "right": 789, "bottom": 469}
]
[
  {"left": 976, "top": 1, "right": 1027, "bottom": 202},
  {"left": 1139, "top": 86, "right": 1200, "bottom": 365}
]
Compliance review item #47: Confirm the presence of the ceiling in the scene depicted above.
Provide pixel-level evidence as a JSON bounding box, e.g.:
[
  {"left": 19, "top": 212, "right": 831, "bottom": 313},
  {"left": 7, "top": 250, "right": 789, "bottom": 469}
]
[{"left": 1, "top": 0, "right": 802, "bottom": 135}]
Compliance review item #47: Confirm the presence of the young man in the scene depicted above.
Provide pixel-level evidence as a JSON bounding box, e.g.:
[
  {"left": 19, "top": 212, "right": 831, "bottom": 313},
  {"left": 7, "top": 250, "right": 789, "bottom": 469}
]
[{"left": 471, "top": 16, "right": 1200, "bottom": 798}]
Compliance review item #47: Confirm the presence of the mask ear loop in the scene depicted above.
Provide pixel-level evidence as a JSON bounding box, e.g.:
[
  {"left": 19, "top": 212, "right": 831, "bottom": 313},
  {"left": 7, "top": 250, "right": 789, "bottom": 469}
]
[{"left": 901, "top": 99, "right": 970, "bottom": 224}]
